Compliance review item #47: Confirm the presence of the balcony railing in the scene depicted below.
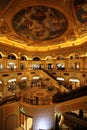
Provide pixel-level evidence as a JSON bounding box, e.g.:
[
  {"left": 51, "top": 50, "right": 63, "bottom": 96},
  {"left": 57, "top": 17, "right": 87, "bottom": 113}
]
[{"left": 53, "top": 85, "right": 87, "bottom": 103}]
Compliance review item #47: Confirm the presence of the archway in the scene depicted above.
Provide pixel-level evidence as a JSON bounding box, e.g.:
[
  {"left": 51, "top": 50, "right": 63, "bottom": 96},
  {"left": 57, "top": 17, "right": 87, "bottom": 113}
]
[
  {"left": 7, "top": 78, "right": 17, "bottom": 95},
  {"left": 69, "top": 78, "right": 80, "bottom": 90}
]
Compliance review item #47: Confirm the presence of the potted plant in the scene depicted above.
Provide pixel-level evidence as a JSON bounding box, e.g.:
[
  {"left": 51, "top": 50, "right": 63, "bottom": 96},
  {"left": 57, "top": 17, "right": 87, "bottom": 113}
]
[
  {"left": 48, "top": 86, "right": 54, "bottom": 91},
  {"left": 18, "top": 81, "right": 26, "bottom": 90}
]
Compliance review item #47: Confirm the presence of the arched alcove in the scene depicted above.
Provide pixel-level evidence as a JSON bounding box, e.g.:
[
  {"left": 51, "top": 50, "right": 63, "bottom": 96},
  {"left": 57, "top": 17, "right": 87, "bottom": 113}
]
[
  {"left": 7, "top": 53, "right": 17, "bottom": 60},
  {"left": 68, "top": 77, "right": 80, "bottom": 90},
  {"left": 21, "top": 55, "right": 28, "bottom": 61},
  {"left": 33, "top": 57, "right": 41, "bottom": 61}
]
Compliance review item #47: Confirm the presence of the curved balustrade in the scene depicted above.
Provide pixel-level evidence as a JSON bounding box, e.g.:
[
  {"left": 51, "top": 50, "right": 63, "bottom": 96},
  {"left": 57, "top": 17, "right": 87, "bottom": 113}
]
[
  {"left": 21, "top": 87, "right": 53, "bottom": 105},
  {"left": 0, "top": 95, "right": 20, "bottom": 106},
  {"left": 23, "top": 97, "right": 52, "bottom": 105},
  {"left": 0, "top": 85, "right": 87, "bottom": 106}
]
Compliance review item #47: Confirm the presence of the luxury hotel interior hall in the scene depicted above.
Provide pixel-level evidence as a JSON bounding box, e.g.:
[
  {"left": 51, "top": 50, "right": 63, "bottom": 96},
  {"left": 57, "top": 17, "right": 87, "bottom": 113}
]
[{"left": 0, "top": 0, "right": 87, "bottom": 130}]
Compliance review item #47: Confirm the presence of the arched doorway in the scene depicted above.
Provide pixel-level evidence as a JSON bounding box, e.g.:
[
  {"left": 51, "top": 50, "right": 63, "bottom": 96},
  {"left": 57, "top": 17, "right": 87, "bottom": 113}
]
[
  {"left": 7, "top": 62, "right": 17, "bottom": 71},
  {"left": 20, "top": 109, "right": 33, "bottom": 130},
  {"left": 31, "top": 76, "right": 41, "bottom": 87},
  {"left": 7, "top": 78, "right": 17, "bottom": 95},
  {"left": 56, "top": 77, "right": 65, "bottom": 85},
  {"left": 69, "top": 78, "right": 80, "bottom": 90}
]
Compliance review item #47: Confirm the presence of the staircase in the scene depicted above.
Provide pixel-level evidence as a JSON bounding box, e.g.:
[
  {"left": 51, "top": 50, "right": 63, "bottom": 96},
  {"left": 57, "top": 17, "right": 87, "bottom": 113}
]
[
  {"left": 36, "top": 69, "right": 69, "bottom": 92},
  {"left": 43, "top": 69, "right": 70, "bottom": 91}
]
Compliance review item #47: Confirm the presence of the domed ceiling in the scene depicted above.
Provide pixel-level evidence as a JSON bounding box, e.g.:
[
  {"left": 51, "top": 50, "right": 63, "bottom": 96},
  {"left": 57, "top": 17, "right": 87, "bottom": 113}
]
[{"left": 0, "top": 0, "right": 87, "bottom": 52}]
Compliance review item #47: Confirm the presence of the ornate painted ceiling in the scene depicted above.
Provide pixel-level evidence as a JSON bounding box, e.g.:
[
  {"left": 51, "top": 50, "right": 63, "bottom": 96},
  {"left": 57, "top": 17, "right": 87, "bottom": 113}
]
[{"left": 0, "top": 0, "right": 87, "bottom": 52}]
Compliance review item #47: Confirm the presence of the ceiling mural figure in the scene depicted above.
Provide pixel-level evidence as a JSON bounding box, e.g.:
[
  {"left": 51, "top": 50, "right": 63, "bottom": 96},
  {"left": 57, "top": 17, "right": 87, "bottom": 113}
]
[
  {"left": 74, "top": 0, "right": 87, "bottom": 24},
  {"left": 12, "top": 6, "right": 68, "bottom": 41}
]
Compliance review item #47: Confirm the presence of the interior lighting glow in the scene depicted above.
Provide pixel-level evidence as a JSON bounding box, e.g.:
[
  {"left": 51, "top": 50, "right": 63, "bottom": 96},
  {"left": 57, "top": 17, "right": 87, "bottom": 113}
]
[
  {"left": 69, "top": 79, "right": 80, "bottom": 82},
  {"left": 8, "top": 78, "right": 16, "bottom": 82},
  {"left": 0, "top": 34, "right": 87, "bottom": 52},
  {"left": 0, "top": 81, "right": 2, "bottom": 84},
  {"left": 33, "top": 76, "right": 40, "bottom": 80},
  {"left": 21, "top": 77, "right": 27, "bottom": 80},
  {"left": 37, "top": 118, "right": 51, "bottom": 129},
  {"left": 56, "top": 77, "right": 64, "bottom": 81}
]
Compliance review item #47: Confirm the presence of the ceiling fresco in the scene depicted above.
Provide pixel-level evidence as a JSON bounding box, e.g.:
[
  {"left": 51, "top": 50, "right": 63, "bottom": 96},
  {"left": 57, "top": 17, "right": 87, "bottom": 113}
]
[
  {"left": 0, "top": 0, "right": 87, "bottom": 52},
  {"left": 74, "top": 0, "right": 87, "bottom": 24},
  {"left": 12, "top": 6, "right": 68, "bottom": 41}
]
